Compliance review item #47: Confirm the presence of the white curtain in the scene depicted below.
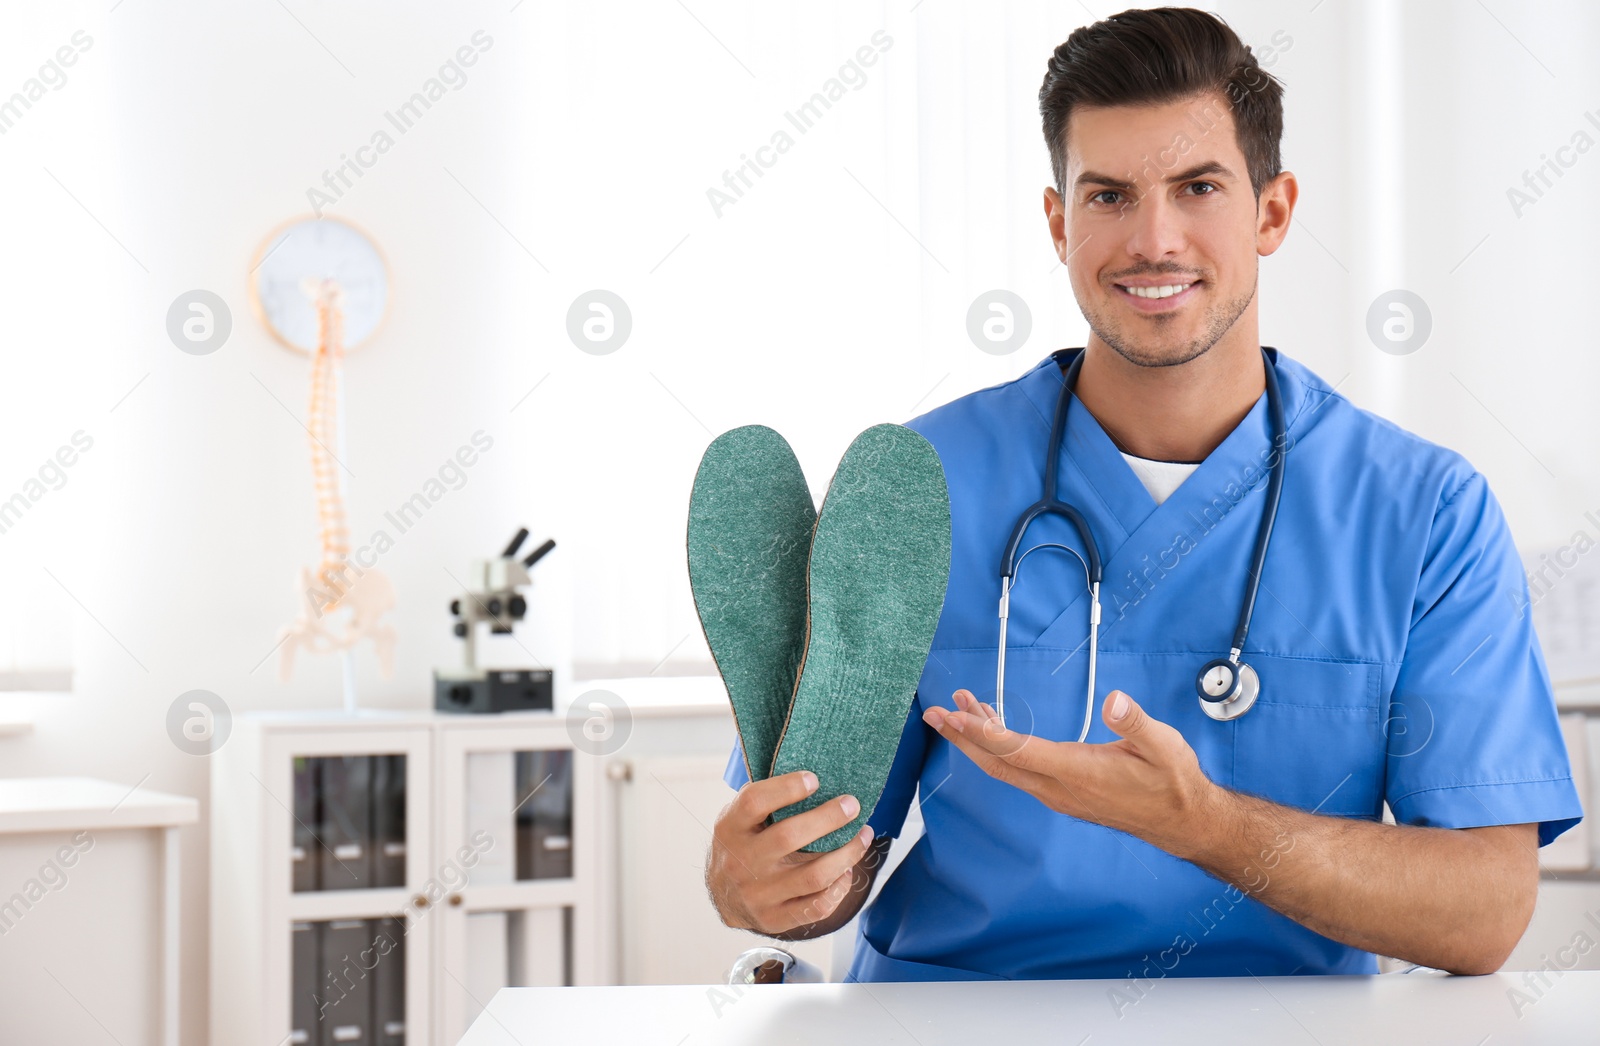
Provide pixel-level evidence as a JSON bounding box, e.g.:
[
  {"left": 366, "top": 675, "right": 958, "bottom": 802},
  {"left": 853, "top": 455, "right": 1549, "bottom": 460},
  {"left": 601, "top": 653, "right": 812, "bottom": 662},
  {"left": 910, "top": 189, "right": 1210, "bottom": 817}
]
[{"left": 0, "top": 9, "right": 114, "bottom": 691}]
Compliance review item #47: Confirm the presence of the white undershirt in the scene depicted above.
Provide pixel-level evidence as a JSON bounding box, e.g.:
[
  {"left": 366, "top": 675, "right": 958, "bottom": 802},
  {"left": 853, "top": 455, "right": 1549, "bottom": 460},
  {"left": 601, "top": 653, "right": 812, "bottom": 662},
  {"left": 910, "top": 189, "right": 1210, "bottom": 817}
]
[{"left": 1120, "top": 452, "right": 1200, "bottom": 506}]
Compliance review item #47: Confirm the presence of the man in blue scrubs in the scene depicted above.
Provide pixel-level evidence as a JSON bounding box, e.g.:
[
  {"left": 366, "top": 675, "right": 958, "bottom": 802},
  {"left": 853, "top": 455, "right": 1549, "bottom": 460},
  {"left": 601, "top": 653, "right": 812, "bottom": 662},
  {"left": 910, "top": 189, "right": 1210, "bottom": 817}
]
[{"left": 706, "top": 7, "right": 1583, "bottom": 982}]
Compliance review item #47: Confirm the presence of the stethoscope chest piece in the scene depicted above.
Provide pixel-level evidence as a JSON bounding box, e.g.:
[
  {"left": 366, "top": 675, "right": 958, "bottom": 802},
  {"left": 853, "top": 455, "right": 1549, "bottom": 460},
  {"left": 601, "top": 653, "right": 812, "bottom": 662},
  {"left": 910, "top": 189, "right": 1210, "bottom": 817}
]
[{"left": 1197, "top": 658, "right": 1259, "bottom": 721}]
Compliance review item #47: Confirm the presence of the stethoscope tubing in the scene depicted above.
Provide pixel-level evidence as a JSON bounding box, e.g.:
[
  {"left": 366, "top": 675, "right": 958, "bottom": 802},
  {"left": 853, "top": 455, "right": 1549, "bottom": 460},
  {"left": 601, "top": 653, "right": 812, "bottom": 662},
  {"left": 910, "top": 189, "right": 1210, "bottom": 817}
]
[{"left": 993, "top": 346, "right": 1287, "bottom": 737}]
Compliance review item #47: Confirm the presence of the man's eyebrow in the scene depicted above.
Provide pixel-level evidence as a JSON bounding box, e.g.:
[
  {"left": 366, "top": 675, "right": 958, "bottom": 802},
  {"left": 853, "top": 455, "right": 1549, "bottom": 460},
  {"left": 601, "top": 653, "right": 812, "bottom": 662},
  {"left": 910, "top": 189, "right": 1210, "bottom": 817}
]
[{"left": 1073, "top": 160, "right": 1235, "bottom": 194}]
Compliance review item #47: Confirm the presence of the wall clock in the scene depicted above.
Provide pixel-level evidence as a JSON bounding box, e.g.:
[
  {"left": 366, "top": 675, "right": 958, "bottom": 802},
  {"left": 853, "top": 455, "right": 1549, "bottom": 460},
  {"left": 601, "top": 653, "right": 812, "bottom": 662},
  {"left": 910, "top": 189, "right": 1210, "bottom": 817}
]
[{"left": 248, "top": 215, "right": 389, "bottom": 353}]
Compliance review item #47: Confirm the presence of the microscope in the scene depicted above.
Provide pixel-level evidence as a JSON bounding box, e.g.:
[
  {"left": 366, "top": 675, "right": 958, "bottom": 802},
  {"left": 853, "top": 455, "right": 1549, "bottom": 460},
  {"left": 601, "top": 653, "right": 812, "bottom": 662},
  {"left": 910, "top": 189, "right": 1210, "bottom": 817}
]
[{"left": 434, "top": 528, "right": 557, "bottom": 713}]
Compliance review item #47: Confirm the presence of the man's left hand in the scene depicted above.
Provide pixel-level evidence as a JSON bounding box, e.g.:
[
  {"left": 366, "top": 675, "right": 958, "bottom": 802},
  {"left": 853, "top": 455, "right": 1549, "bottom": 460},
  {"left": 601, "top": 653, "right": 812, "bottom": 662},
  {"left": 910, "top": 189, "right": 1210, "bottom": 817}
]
[{"left": 922, "top": 688, "right": 1220, "bottom": 848}]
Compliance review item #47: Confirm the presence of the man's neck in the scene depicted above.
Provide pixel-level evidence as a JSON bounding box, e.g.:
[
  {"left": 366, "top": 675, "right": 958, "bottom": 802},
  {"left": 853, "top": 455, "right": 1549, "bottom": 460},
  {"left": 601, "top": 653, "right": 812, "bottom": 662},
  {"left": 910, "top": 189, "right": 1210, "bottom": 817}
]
[{"left": 1071, "top": 336, "right": 1266, "bottom": 463}]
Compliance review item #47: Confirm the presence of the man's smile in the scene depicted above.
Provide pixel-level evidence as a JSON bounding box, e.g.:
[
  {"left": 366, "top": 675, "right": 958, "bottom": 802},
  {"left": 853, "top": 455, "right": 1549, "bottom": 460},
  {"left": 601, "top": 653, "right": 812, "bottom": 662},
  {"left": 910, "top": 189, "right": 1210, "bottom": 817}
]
[{"left": 1114, "top": 278, "right": 1203, "bottom": 312}]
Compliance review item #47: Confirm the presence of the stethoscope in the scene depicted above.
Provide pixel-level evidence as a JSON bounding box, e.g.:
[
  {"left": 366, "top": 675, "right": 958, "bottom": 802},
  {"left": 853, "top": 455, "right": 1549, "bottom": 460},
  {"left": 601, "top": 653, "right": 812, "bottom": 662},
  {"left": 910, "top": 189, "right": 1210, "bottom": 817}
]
[{"left": 995, "top": 346, "right": 1289, "bottom": 740}]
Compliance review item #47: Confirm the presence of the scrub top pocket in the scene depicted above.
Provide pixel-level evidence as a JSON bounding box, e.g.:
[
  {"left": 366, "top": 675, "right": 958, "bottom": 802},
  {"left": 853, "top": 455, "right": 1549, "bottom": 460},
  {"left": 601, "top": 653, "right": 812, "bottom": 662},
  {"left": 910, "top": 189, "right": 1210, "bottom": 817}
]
[{"left": 1228, "top": 655, "right": 1386, "bottom": 819}]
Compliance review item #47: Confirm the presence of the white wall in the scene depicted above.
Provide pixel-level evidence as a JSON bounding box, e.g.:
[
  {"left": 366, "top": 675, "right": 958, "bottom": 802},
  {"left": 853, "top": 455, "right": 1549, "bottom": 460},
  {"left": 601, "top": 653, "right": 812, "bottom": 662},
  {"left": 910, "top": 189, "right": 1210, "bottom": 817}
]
[{"left": 0, "top": 1, "right": 1596, "bottom": 1041}]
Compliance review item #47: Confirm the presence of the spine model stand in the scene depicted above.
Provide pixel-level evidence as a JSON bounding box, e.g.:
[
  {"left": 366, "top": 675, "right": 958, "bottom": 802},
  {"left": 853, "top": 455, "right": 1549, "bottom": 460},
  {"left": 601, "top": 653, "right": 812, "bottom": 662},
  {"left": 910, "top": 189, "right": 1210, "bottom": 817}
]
[{"left": 277, "top": 277, "right": 396, "bottom": 698}]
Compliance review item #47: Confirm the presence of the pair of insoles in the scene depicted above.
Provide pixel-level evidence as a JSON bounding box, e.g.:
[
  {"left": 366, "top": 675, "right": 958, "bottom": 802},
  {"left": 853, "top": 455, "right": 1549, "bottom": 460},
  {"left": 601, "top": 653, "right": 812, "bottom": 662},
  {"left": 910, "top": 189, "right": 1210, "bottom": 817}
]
[{"left": 688, "top": 424, "right": 951, "bottom": 852}]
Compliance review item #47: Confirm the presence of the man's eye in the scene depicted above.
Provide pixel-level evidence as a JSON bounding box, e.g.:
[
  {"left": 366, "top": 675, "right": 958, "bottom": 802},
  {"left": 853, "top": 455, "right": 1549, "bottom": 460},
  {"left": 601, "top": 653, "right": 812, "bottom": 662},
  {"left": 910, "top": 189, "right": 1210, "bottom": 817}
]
[
  {"left": 1189, "top": 181, "right": 1217, "bottom": 195},
  {"left": 1090, "top": 190, "right": 1122, "bottom": 206}
]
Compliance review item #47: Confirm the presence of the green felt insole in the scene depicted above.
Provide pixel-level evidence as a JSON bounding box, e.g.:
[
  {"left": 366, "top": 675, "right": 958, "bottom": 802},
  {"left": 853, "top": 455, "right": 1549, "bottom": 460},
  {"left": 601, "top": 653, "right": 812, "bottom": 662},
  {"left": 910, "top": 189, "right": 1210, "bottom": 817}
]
[
  {"left": 688, "top": 425, "right": 816, "bottom": 786},
  {"left": 769, "top": 423, "right": 951, "bottom": 852}
]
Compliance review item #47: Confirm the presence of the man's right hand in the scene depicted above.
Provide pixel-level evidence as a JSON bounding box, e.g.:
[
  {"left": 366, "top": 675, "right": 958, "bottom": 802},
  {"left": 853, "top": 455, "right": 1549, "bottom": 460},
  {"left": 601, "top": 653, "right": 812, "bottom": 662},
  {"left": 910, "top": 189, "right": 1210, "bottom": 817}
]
[{"left": 706, "top": 769, "right": 880, "bottom": 939}]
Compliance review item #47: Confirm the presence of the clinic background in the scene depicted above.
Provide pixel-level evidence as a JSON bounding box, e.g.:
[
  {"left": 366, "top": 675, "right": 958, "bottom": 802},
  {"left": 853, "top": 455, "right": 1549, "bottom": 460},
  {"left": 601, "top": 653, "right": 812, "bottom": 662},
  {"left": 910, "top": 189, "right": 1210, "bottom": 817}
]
[{"left": 3, "top": 0, "right": 1600, "bottom": 1041}]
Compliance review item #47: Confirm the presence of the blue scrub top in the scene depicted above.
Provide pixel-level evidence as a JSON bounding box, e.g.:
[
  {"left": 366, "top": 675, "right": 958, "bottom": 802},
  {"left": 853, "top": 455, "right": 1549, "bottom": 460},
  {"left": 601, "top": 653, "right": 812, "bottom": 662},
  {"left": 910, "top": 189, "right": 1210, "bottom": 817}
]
[{"left": 722, "top": 347, "right": 1583, "bottom": 983}]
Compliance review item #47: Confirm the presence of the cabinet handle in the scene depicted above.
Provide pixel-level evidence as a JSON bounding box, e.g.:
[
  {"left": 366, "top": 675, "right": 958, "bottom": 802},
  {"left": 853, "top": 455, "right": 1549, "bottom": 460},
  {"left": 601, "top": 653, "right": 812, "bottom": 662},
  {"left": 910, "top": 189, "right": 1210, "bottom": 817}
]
[
  {"left": 605, "top": 759, "right": 633, "bottom": 782},
  {"left": 449, "top": 893, "right": 463, "bottom": 907},
  {"left": 414, "top": 894, "right": 430, "bottom": 909}
]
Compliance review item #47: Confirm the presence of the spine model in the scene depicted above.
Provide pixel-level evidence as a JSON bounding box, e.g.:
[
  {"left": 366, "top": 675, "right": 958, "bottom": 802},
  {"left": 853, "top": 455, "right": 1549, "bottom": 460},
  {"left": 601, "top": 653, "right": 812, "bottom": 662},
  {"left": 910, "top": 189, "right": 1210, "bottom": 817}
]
[{"left": 308, "top": 279, "right": 351, "bottom": 608}]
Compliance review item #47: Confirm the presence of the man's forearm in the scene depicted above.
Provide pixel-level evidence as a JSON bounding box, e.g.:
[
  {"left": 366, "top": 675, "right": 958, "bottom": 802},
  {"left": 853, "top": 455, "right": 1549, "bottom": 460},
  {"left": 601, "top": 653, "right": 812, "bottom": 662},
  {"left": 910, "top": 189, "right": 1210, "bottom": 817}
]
[{"left": 1149, "top": 784, "right": 1539, "bottom": 975}]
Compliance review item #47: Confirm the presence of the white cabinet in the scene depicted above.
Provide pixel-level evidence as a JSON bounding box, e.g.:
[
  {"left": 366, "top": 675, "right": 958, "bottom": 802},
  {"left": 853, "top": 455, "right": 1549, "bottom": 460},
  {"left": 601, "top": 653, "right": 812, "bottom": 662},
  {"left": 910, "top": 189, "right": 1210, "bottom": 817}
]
[
  {"left": 0, "top": 777, "right": 198, "bottom": 1046},
  {"left": 210, "top": 710, "right": 600, "bottom": 1046}
]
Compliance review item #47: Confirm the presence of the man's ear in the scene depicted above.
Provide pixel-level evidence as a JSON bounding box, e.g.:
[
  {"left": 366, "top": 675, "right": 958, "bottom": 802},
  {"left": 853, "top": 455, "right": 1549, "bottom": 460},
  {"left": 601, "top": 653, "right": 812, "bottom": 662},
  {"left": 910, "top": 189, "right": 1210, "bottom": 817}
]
[
  {"left": 1044, "top": 186, "right": 1067, "bottom": 261},
  {"left": 1256, "top": 170, "right": 1297, "bottom": 257}
]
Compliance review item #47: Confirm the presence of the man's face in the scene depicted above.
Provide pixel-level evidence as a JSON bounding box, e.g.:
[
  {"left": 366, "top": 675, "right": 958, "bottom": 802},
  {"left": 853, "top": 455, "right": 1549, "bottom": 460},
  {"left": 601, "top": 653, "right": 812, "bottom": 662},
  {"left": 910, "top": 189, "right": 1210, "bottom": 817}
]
[{"left": 1049, "top": 90, "right": 1268, "bottom": 369}]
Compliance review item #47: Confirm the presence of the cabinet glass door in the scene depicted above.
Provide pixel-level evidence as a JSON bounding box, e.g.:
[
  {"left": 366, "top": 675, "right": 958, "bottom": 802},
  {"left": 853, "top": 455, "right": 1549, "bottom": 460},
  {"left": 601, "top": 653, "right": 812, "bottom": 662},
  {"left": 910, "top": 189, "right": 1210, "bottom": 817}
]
[
  {"left": 514, "top": 750, "right": 573, "bottom": 880},
  {"left": 455, "top": 905, "right": 573, "bottom": 1029},
  {"left": 290, "top": 916, "right": 407, "bottom": 1045},
  {"left": 264, "top": 725, "right": 431, "bottom": 1046},
  {"left": 440, "top": 720, "right": 596, "bottom": 1042},
  {"left": 292, "top": 754, "right": 408, "bottom": 892}
]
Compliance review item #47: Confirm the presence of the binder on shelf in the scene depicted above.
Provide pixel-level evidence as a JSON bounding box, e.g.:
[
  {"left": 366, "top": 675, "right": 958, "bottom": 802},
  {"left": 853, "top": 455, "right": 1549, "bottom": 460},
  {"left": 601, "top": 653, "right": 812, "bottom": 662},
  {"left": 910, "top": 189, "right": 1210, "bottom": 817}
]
[
  {"left": 515, "top": 750, "right": 573, "bottom": 880},
  {"left": 290, "top": 921, "right": 317, "bottom": 1045},
  {"left": 372, "top": 916, "right": 406, "bottom": 1044},
  {"left": 532, "top": 822, "right": 573, "bottom": 880},
  {"left": 292, "top": 757, "right": 320, "bottom": 892},
  {"left": 322, "top": 919, "right": 374, "bottom": 1044},
  {"left": 320, "top": 756, "right": 374, "bottom": 890},
  {"left": 370, "top": 755, "right": 407, "bottom": 889}
]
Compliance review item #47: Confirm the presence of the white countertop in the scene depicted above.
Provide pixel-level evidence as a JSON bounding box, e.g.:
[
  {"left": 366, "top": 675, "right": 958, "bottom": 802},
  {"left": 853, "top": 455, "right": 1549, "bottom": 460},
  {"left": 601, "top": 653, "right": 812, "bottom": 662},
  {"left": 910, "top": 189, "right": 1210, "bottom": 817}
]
[
  {"left": 0, "top": 776, "right": 199, "bottom": 833},
  {"left": 459, "top": 971, "right": 1600, "bottom": 1045}
]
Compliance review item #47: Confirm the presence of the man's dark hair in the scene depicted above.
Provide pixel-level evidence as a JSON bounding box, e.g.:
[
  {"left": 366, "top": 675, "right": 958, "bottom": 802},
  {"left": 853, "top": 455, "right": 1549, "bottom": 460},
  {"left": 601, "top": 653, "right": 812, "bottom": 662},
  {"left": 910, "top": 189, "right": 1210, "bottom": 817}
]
[{"left": 1039, "top": 7, "right": 1284, "bottom": 202}]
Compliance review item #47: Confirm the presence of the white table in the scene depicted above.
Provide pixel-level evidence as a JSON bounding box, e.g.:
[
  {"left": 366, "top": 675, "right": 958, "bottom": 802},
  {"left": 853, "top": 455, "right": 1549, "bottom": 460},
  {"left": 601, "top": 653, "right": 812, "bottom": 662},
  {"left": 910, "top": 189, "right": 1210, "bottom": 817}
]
[
  {"left": 459, "top": 971, "right": 1600, "bottom": 1044},
  {"left": 0, "top": 777, "right": 198, "bottom": 1046}
]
